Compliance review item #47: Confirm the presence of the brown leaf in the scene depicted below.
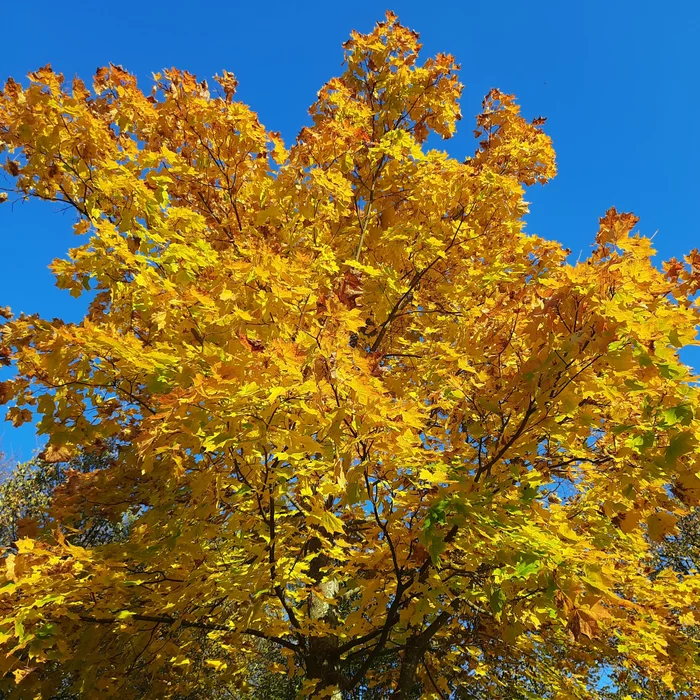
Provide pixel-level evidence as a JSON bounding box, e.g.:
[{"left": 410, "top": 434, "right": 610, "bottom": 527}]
[
  {"left": 647, "top": 511, "right": 678, "bottom": 542},
  {"left": 673, "top": 471, "right": 700, "bottom": 505},
  {"left": 368, "top": 352, "right": 388, "bottom": 378},
  {"left": 568, "top": 609, "right": 598, "bottom": 641},
  {"left": 664, "top": 258, "right": 684, "bottom": 282},
  {"left": 314, "top": 356, "right": 330, "bottom": 382},
  {"left": 337, "top": 270, "right": 363, "bottom": 309},
  {"left": 215, "top": 70, "right": 238, "bottom": 101},
  {"left": 16, "top": 517, "right": 39, "bottom": 539},
  {"left": 237, "top": 329, "right": 265, "bottom": 353},
  {"left": 612, "top": 508, "right": 644, "bottom": 533},
  {"left": 9, "top": 407, "right": 32, "bottom": 426},
  {"left": 39, "top": 444, "right": 75, "bottom": 463},
  {"left": 0, "top": 380, "right": 12, "bottom": 404},
  {"left": 595, "top": 207, "right": 639, "bottom": 247}
]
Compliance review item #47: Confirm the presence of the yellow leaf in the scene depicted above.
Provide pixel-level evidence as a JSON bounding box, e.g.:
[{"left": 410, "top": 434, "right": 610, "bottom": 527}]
[
  {"left": 15, "top": 538, "right": 35, "bottom": 554},
  {"left": 318, "top": 511, "right": 344, "bottom": 534},
  {"left": 646, "top": 512, "right": 678, "bottom": 542},
  {"left": 557, "top": 523, "right": 579, "bottom": 541}
]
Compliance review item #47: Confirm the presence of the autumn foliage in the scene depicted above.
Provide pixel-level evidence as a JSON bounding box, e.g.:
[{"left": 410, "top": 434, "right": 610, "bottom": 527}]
[{"left": 2, "top": 12, "right": 700, "bottom": 699}]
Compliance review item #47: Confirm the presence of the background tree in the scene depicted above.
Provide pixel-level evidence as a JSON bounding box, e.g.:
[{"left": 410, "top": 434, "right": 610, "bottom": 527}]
[
  {"left": 1, "top": 12, "right": 700, "bottom": 699},
  {"left": 0, "top": 447, "right": 127, "bottom": 547},
  {"left": 597, "top": 506, "right": 700, "bottom": 700},
  {"left": 0, "top": 453, "right": 301, "bottom": 699}
]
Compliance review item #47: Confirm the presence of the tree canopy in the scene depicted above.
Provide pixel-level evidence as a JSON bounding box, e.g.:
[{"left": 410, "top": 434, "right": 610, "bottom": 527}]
[{"left": 1, "top": 12, "right": 700, "bottom": 699}]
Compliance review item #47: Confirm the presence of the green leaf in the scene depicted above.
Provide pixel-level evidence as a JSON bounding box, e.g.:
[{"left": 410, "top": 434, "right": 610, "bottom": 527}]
[
  {"left": 428, "top": 536, "right": 446, "bottom": 566},
  {"left": 35, "top": 623, "right": 57, "bottom": 639},
  {"left": 14, "top": 617, "right": 25, "bottom": 643},
  {"left": 346, "top": 480, "right": 363, "bottom": 505},
  {"left": 658, "top": 362, "right": 682, "bottom": 379},
  {"left": 514, "top": 559, "right": 541, "bottom": 580},
  {"left": 146, "top": 374, "right": 171, "bottom": 394},
  {"left": 665, "top": 431, "right": 695, "bottom": 465},
  {"left": 662, "top": 404, "right": 694, "bottom": 427},
  {"left": 489, "top": 587, "right": 506, "bottom": 617}
]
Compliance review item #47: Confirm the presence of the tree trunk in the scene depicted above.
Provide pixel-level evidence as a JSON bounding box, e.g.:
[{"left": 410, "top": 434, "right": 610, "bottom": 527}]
[
  {"left": 305, "top": 536, "right": 342, "bottom": 698},
  {"left": 395, "top": 642, "right": 424, "bottom": 699},
  {"left": 395, "top": 611, "right": 452, "bottom": 697}
]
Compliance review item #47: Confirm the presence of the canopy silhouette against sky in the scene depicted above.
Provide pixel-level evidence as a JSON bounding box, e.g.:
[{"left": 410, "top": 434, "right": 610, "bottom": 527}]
[{"left": 1, "top": 0, "right": 698, "bottom": 459}]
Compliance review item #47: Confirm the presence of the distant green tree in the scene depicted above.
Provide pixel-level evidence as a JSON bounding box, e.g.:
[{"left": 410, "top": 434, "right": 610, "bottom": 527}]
[
  {"left": 0, "top": 451, "right": 301, "bottom": 700},
  {"left": 0, "top": 447, "right": 129, "bottom": 549},
  {"left": 595, "top": 508, "right": 700, "bottom": 700},
  {"left": 655, "top": 507, "right": 700, "bottom": 576}
]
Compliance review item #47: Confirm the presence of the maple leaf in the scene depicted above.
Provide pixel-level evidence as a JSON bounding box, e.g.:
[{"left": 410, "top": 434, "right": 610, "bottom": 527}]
[
  {"left": 38, "top": 445, "right": 75, "bottom": 464},
  {"left": 336, "top": 269, "right": 364, "bottom": 309}
]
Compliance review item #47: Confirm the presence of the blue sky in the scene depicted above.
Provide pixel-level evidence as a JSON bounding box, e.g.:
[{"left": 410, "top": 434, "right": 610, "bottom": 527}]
[{"left": 1, "top": 0, "right": 699, "bottom": 460}]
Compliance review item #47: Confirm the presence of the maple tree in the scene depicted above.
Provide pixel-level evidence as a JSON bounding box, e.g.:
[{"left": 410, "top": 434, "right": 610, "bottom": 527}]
[{"left": 1, "top": 11, "right": 700, "bottom": 698}]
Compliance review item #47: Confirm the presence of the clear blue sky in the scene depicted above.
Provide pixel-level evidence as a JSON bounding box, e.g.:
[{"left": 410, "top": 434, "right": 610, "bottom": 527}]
[{"left": 1, "top": 0, "right": 699, "bottom": 460}]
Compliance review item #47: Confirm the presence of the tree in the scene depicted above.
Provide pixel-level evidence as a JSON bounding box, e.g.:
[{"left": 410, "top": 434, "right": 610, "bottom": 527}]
[
  {"left": 0, "top": 450, "right": 136, "bottom": 700},
  {"left": 1, "top": 11, "right": 700, "bottom": 698},
  {"left": 0, "top": 447, "right": 128, "bottom": 548},
  {"left": 0, "top": 453, "right": 303, "bottom": 700}
]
